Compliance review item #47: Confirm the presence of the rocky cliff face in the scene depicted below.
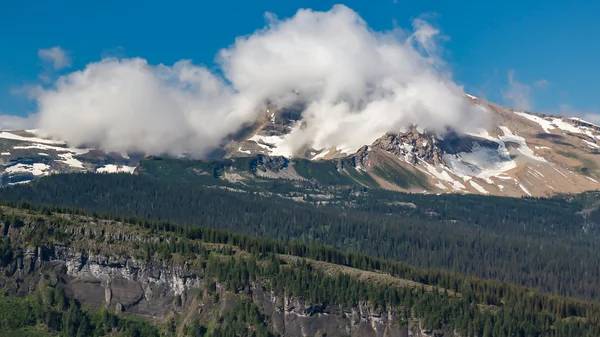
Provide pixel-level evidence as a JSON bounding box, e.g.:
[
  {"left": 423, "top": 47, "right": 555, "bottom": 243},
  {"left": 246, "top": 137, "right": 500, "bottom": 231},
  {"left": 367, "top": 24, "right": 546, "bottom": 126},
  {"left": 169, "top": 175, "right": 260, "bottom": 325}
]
[
  {"left": 2, "top": 245, "right": 427, "bottom": 336},
  {"left": 2, "top": 243, "right": 201, "bottom": 320},
  {"left": 371, "top": 128, "right": 445, "bottom": 166},
  {"left": 0, "top": 211, "right": 458, "bottom": 337}
]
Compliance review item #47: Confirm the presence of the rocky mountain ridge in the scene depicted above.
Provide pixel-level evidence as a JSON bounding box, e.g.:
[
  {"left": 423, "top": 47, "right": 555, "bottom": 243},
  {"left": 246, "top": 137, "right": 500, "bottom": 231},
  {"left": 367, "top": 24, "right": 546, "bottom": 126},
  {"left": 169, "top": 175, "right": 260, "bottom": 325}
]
[
  {"left": 2, "top": 94, "right": 600, "bottom": 197},
  {"left": 221, "top": 94, "right": 600, "bottom": 196}
]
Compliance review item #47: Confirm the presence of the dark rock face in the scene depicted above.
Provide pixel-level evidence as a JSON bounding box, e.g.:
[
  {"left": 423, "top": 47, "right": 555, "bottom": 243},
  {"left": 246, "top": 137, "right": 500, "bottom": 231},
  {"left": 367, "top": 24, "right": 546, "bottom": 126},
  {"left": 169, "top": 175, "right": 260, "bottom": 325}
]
[
  {"left": 370, "top": 127, "right": 445, "bottom": 165},
  {"left": 2, "top": 245, "right": 201, "bottom": 318},
  {"left": 253, "top": 287, "right": 412, "bottom": 337},
  {"left": 252, "top": 154, "right": 289, "bottom": 172},
  {"left": 334, "top": 146, "right": 370, "bottom": 171},
  {"left": 261, "top": 103, "right": 304, "bottom": 136},
  {"left": 436, "top": 131, "right": 499, "bottom": 156}
]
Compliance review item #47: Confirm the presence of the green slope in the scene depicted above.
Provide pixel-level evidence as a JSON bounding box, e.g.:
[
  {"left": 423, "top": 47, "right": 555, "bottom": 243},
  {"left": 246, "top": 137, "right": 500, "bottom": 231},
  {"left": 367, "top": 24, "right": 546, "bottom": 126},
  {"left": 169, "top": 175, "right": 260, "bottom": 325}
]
[
  {"left": 1, "top": 205, "right": 600, "bottom": 336},
  {"left": 1, "top": 173, "right": 599, "bottom": 303}
]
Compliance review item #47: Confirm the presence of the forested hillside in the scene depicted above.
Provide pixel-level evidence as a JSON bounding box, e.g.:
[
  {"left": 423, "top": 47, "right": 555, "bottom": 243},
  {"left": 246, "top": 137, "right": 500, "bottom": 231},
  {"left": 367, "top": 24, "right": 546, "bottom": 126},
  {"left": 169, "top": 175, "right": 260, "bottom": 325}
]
[
  {"left": 1, "top": 205, "right": 600, "bottom": 336},
  {"left": 1, "top": 172, "right": 600, "bottom": 303}
]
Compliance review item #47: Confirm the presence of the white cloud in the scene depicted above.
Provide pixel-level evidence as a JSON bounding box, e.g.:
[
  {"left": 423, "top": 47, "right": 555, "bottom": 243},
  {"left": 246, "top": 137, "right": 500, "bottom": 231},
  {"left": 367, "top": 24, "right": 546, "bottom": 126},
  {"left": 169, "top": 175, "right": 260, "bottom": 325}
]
[
  {"left": 38, "top": 46, "right": 72, "bottom": 70},
  {"left": 25, "top": 5, "right": 481, "bottom": 157},
  {"left": 0, "top": 114, "right": 36, "bottom": 131},
  {"left": 502, "top": 69, "right": 532, "bottom": 111}
]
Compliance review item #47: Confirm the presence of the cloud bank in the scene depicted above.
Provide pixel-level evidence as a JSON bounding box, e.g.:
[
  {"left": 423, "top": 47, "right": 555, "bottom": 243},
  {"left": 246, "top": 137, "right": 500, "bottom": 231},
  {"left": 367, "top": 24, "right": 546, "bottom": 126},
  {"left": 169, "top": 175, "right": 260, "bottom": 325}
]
[{"left": 29, "top": 5, "right": 481, "bottom": 157}]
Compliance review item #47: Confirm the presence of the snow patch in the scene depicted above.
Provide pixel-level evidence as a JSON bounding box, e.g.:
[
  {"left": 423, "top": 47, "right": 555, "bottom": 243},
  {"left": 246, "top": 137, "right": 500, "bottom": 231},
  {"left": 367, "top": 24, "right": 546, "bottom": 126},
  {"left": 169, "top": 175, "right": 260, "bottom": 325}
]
[
  {"left": 583, "top": 139, "right": 599, "bottom": 149},
  {"left": 469, "top": 180, "right": 489, "bottom": 194},
  {"left": 12, "top": 143, "right": 89, "bottom": 155},
  {"left": 57, "top": 153, "right": 84, "bottom": 169},
  {"left": 423, "top": 163, "right": 465, "bottom": 191},
  {"left": 96, "top": 164, "right": 136, "bottom": 174},
  {"left": 249, "top": 134, "right": 294, "bottom": 157},
  {"left": 8, "top": 180, "right": 31, "bottom": 186},
  {"left": 498, "top": 126, "right": 546, "bottom": 162},
  {"left": 237, "top": 147, "right": 251, "bottom": 155},
  {"left": 518, "top": 183, "right": 532, "bottom": 196},
  {"left": 553, "top": 166, "right": 569, "bottom": 179},
  {"left": 551, "top": 118, "right": 599, "bottom": 139},
  {"left": 5, "top": 163, "right": 51, "bottom": 176},
  {"left": 511, "top": 112, "right": 600, "bottom": 139},
  {"left": 513, "top": 112, "right": 555, "bottom": 133},
  {"left": 443, "top": 143, "right": 516, "bottom": 182},
  {"left": 0, "top": 131, "right": 65, "bottom": 145}
]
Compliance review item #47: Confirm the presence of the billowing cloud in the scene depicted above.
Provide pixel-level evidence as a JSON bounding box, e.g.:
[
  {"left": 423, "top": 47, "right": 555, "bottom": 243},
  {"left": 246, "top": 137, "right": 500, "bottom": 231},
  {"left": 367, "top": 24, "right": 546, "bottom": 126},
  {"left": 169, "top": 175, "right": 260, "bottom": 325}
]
[
  {"left": 35, "top": 58, "right": 238, "bottom": 155},
  {"left": 38, "top": 46, "right": 72, "bottom": 70},
  {"left": 28, "top": 5, "right": 481, "bottom": 157},
  {"left": 502, "top": 69, "right": 532, "bottom": 111}
]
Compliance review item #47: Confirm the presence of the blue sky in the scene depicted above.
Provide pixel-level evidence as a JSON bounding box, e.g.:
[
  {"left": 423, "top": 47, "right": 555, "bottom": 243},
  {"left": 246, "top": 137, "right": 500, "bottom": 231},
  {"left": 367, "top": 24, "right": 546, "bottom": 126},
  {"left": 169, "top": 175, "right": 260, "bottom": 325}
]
[{"left": 1, "top": 0, "right": 598, "bottom": 118}]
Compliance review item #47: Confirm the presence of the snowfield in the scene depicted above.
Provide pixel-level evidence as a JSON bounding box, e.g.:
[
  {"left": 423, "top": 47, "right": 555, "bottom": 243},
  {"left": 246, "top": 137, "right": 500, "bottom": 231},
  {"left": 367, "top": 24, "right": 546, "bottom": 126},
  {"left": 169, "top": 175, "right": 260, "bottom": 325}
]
[{"left": 96, "top": 164, "right": 136, "bottom": 174}]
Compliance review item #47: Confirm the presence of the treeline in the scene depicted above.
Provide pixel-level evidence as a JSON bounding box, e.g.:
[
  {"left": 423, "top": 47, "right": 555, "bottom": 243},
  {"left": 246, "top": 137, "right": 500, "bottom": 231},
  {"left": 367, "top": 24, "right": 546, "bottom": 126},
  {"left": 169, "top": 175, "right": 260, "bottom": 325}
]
[{"left": 0, "top": 173, "right": 599, "bottom": 301}]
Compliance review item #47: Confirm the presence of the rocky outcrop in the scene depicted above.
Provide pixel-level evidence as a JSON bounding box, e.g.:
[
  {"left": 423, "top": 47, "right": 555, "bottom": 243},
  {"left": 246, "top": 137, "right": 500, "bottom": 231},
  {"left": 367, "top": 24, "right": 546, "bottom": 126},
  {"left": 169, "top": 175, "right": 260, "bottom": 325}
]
[
  {"left": 251, "top": 154, "right": 289, "bottom": 173},
  {"left": 254, "top": 287, "right": 409, "bottom": 337},
  {"left": 2, "top": 244, "right": 201, "bottom": 319},
  {"left": 335, "top": 145, "right": 371, "bottom": 171},
  {"left": 372, "top": 128, "right": 445, "bottom": 166}
]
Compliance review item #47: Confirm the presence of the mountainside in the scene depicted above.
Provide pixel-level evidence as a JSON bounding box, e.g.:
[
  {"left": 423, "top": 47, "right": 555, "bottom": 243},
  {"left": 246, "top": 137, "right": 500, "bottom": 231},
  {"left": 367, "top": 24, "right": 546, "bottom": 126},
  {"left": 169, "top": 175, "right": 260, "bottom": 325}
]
[
  {"left": 0, "top": 129, "right": 138, "bottom": 185},
  {"left": 2, "top": 95, "right": 600, "bottom": 197},
  {"left": 224, "top": 95, "right": 600, "bottom": 197},
  {"left": 2, "top": 204, "right": 600, "bottom": 336},
  {"left": 4, "top": 172, "right": 600, "bottom": 302}
]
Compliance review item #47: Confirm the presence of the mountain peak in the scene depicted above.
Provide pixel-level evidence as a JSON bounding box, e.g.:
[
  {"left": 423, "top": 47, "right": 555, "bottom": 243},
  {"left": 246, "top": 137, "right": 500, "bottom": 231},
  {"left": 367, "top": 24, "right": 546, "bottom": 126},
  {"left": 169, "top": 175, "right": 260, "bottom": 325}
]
[{"left": 2, "top": 96, "right": 600, "bottom": 197}]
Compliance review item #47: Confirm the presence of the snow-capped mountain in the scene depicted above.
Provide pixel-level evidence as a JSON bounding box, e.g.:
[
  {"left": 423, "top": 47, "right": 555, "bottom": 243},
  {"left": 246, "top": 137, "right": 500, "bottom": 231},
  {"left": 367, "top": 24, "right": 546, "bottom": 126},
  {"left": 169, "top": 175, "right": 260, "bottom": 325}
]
[
  {"left": 222, "top": 95, "right": 600, "bottom": 197},
  {"left": 2, "top": 95, "right": 600, "bottom": 197},
  {"left": 0, "top": 129, "right": 138, "bottom": 185}
]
